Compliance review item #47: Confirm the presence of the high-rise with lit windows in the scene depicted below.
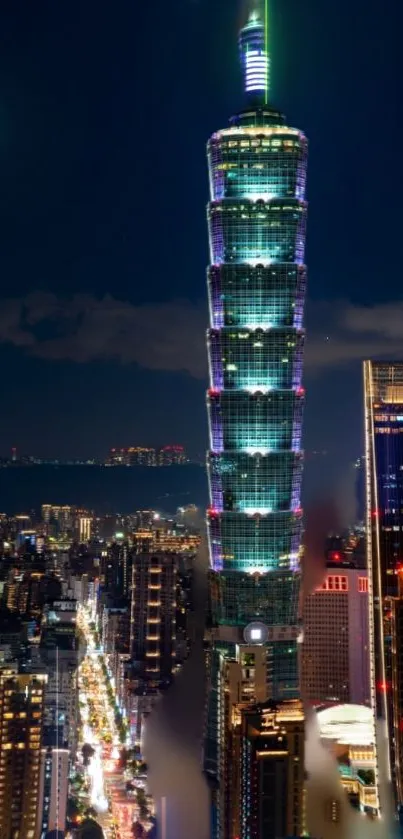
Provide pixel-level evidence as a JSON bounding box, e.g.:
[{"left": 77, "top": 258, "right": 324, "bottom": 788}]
[
  {"left": 0, "top": 666, "right": 47, "bottom": 839},
  {"left": 239, "top": 699, "right": 305, "bottom": 839},
  {"left": 130, "top": 552, "right": 177, "bottom": 687},
  {"left": 364, "top": 361, "right": 403, "bottom": 810},
  {"left": 302, "top": 561, "right": 370, "bottom": 707},
  {"left": 205, "top": 2, "right": 308, "bottom": 835},
  {"left": 206, "top": 2, "right": 306, "bottom": 655},
  {"left": 128, "top": 552, "right": 178, "bottom": 744}
]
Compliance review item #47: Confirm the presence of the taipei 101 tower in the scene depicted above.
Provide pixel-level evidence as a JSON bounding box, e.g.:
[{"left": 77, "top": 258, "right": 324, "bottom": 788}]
[{"left": 205, "top": 3, "right": 308, "bottom": 834}]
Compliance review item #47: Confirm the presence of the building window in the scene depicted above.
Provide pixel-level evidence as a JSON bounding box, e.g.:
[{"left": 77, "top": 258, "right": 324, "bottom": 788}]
[
  {"left": 325, "top": 799, "right": 341, "bottom": 823},
  {"left": 358, "top": 577, "right": 368, "bottom": 593},
  {"left": 320, "top": 575, "right": 348, "bottom": 592}
]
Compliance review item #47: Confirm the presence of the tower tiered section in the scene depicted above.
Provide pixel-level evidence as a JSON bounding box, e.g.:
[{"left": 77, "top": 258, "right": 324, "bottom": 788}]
[{"left": 206, "top": 2, "right": 308, "bottom": 699}]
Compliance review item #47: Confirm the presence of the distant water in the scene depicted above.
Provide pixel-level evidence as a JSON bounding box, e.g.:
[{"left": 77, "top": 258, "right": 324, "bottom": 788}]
[{"left": 0, "top": 465, "right": 208, "bottom": 515}]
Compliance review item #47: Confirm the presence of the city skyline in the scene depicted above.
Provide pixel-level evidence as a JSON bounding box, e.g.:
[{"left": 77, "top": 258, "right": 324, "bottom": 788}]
[
  {"left": 0, "top": 0, "right": 399, "bottom": 520},
  {"left": 0, "top": 1, "right": 400, "bottom": 837}
]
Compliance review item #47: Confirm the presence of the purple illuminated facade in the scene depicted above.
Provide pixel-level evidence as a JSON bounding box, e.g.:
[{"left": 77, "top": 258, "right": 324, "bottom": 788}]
[
  {"left": 204, "top": 7, "right": 309, "bottom": 837},
  {"left": 205, "top": 2, "right": 308, "bottom": 693}
]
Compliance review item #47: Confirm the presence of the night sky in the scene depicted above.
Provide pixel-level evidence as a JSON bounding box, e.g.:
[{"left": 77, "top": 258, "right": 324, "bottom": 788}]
[{"left": 0, "top": 0, "right": 401, "bottom": 517}]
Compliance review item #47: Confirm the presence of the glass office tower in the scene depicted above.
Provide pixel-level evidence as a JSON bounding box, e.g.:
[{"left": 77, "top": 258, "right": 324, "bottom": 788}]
[
  {"left": 206, "top": 2, "right": 308, "bottom": 699},
  {"left": 364, "top": 361, "right": 403, "bottom": 811}
]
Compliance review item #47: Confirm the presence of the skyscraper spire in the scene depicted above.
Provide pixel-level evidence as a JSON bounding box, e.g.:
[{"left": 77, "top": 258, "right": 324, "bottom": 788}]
[
  {"left": 239, "top": 0, "right": 269, "bottom": 103},
  {"left": 205, "top": 7, "right": 308, "bottom": 832}
]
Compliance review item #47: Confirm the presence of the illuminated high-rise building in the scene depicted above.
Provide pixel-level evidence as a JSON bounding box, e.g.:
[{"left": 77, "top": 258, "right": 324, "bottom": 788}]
[
  {"left": 240, "top": 699, "right": 305, "bottom": 839},
  {"left": 128, "top": 552, "right": 178, "bottom": 744},
  {"left": 40, "top": 599, "right": 80, "bottom": 756},
  {"left": 38, "top": 746, "right": 69, "bottom": 837},
  {"left": 205, "top": 2, "right": 308, "bottom": 835},
  {"left": 0, "top": 666, "right": 47, "bottom": 839},
  {"left": 364, "top": 361, "right": 403, "bottom": 810},
  {"left": 130, "top": 552, "right": 177, "bottom": 688},
  {"left": 302, "top": 561, "right": 370, "bottom": 707},
  {"left": 210, "top": 645, "right": 268, "bottom": 839},
  {"left": 103, "top": 540, "right": 132, "bottom": 598},
  {"left": 77, "top": 513, "right": 92, "bottom": 543}
]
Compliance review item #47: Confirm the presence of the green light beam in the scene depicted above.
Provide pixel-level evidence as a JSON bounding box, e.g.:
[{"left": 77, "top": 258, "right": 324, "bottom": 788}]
[{"left": 265, "top": 0, "right": 269, "bottom": 103}]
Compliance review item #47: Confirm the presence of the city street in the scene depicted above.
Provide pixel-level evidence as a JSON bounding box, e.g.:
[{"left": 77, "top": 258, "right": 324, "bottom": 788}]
[{"left": 76, "top": 603, "right": 153, "bottom": 839}]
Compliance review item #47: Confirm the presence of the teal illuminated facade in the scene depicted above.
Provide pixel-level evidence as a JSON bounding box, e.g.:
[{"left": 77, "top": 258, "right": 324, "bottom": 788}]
[{"left": 206, "top": 3, "right": 308, "bottom": 700}]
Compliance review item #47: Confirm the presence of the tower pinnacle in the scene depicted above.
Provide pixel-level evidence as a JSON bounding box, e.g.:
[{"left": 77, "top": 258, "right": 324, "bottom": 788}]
[{"left": 239, "top": 0, "right": 269, "bottom": 103}]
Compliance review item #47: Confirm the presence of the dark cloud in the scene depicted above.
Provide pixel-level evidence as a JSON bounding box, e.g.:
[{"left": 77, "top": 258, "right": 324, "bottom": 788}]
[
  {"left": 306, "top": 299, "right": 403, "bottom": 371},
  {"left": 0, "top": 298, "right": 36, "bottom": 348},
  {"left": 0, "top": 293, "right": 207, "bottom": 377},
  {"left": 0, "top": 293, "right": 401, "bottom": 380}
]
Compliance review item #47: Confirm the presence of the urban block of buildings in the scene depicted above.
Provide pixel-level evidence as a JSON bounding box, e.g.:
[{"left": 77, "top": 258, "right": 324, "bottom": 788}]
[
  {"left": 0, "top": 501, "right": 199, "bottom": 837},
  {"left": 105, "top": 445, "right": 188, "bottom": 467}
]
